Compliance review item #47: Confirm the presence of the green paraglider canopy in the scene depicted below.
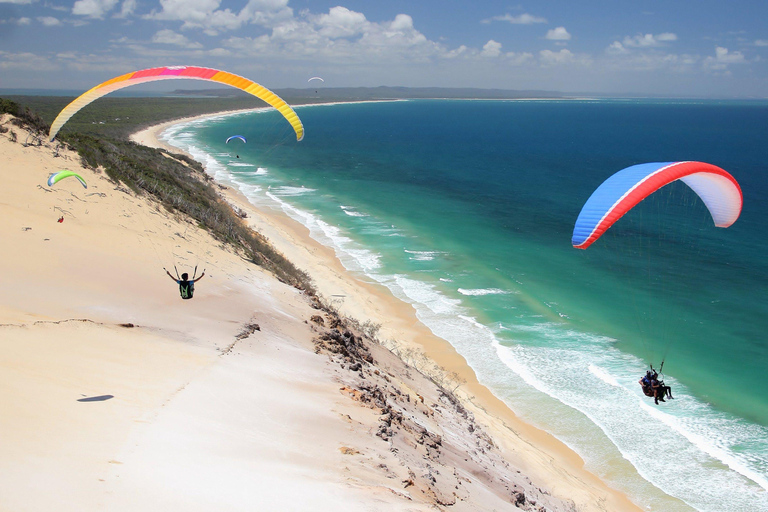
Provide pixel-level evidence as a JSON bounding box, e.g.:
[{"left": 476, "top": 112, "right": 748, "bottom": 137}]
[{"left": 47, "top": 170, "right": 87, "bottom": 189}]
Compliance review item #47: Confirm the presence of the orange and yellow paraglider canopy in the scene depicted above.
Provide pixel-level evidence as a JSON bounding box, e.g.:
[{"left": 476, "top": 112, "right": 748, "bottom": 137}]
[{"left": 48, "top": 66, "right": 304, "bottom": 142}]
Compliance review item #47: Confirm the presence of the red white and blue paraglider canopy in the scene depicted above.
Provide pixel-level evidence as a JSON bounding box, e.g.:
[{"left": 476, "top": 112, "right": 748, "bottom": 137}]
[{"left": 572, "top": 161, "right": 743, "bottom": 249}]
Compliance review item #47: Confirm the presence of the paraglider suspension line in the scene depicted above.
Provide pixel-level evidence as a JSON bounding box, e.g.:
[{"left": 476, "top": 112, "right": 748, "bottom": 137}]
[{"left": 650, "top": 361, "right": 666, "bottom": 382}]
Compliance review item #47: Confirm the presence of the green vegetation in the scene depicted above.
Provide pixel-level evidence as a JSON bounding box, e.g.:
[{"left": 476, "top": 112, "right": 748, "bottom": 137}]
[
  {"left": 1, "top": 97, "right": 313, "bottom": 292},
  {"left": 3, "top": 95, "right": 280, "bottom": 139},
  {"left": 1, "top": 97, "right": 49, "bottom": 133}
]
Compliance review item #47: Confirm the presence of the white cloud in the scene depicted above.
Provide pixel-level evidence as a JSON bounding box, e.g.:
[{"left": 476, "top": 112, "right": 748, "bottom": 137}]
[
  {"left": 539, "top": 48, "right": 591, "bottom": 67},
  {"left": 37, "top": 16, "right": 61, "bottom": 26},
  {"left": 755, "top": 39, "right": 768, "bottom": 47},
  {"left": 146, "top": 0, "right": 292, "bottom": 35},
  {"left": 606, "top": 41, "right": 628, "bottom": 55},
  {"left": 152, "top": 29, "right": 203, "bottom": 48},
  {"left": 442, "top": 45, "right": 467, "bottom": 59},
  {"left": 604, "top": 49, "right": 699, "bottom": 72},
  {"left": 224, "top": 9, "right": 443, "bottom": 65},
  {"left": 546, "top": 27, "right": 571, "bottom": 41},
  {"left": 0, "top": 16, "right": 31, "bottom": 24},
  {"left": 0, "top": 0, "right": 36, "bottom": 4},
  {"left": 72, "top": 0, "right": 119, "bottom": 18},
  {"left": 0, "top": 51, "right": 59, "bottom": 71},
  {"left": 504, "top": 52, "right": 535, "bottom": 65},
  {"left": 540, "top": 48, "right": 573, "bottom": 64},
  {"left": 356, "top": 14, "right": 435, "bottom": 59},
  {"left": 243, "top": 0, "right": 293, "bottom": 27},
  {"left": 390, "top": 13, "right": 412, "bottom": 31},
  {"left": 481, "top": 40, "right": 502, "bottom": 58},
  {"left": 622, "top": 32, "right": 677, "bottom": 48},
  {"left": 704, "top": 46, "right": 746, "bottom": 70},
  {"left": 137, "top": 3, "right": 538, "bottom": 71},
  {"left": 715, "top": 46, "right": 744, "bottom": 62},
  {"left": 114, "top": 0, "right": 136, "bottom": 18},
  {"left": 605, "top": 33, "right": 685, "bottom": 69},
  {"left": 483, "top": 13, "right": 547, "bottom": 25},
  {"left": 203, "top": 10, "right": 244, "bottom": 34},
  {"left": 146, "top": 0, "right": 240, "bottom": 33},
  {"left": 313, "top": 6, "right": 368, "bottom": 39}
]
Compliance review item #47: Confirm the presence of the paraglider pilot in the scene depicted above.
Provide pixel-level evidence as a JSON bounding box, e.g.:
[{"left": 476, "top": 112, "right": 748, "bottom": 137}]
[
  {"left": 165, "top": 267, "right": 205, "bottom": 300},
  {"left": 639, "top": 368, "right": 673, "bottom": 405}
]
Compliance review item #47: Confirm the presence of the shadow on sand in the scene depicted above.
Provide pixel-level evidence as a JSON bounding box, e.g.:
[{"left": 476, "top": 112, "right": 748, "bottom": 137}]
[{"left": 77, "top": 394, "right": 114, "bottom": 402}]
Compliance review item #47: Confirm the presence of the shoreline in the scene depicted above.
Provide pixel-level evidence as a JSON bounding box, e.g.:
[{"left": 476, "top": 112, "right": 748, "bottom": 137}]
[
  {"left": 131, "top": 108, "right": 648, "bottom": 511},
  {"left": 128, "top": 99, "right": 405, "bottom": 151}
]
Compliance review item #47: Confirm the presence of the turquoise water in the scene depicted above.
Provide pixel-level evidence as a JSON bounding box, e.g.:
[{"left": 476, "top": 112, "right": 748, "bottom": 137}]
[{"left": 162, "top": 100, "right": 768, "bottom": 511}]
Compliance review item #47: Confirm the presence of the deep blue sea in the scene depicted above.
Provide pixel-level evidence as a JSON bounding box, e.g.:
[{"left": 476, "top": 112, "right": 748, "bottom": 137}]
[{"left": 161, "top": 99, "right": 768, "bottom": 511}]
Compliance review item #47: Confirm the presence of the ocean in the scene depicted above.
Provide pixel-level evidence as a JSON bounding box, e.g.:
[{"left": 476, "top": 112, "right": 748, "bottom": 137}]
[{"left": 161, "top": 99, "right": 768, "bottom": 511}]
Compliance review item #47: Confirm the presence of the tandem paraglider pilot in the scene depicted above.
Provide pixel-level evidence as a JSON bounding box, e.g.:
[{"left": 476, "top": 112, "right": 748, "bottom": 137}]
[
  {"left": 639, "top": 369, "right": 673, "bottom": 405},
  {"left": 165, "top": 267, "right": 205, "bottom": 300}
]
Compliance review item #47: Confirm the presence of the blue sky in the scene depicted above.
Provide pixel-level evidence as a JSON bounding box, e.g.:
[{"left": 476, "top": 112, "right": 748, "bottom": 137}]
[{"left": 1, "top": 0, "right": 767, "bottom": 97}]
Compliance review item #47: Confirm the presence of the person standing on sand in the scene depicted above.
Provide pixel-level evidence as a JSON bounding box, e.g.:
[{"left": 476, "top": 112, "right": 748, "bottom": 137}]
[{"left": 165, "top": 268, "right": 204, "bottom": 300}]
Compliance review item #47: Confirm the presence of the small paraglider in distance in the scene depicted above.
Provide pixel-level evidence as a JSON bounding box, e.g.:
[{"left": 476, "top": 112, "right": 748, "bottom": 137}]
[
  {"left": 308, "top": 76, "right": 324, "bottom": 94},
  {"left": 226, "top": 135, "right": 246, "bottom": 159},
  {"left": 225, "top": 135, "right": 247, "bottom": 144},
  {"left": 47, "top": 170, "right": 87, "bottom": 189},
  {"left": 57, "top": 216, "right": 64, "bottom": 223}
]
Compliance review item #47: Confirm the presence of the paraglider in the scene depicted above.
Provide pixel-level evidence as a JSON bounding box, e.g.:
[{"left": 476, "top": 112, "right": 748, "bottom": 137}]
[
  {"left": 226, "top": 135, "right": 246, "bottom": 158},
  {"left": 48, "top": 66, "right": 304, "bottom": 142},
  {"left": 572, "top": 162, "right": 742, "bottom": 250},
  {"left": 308, "top": 76, "right": 324, "bottom": 94},
  {"left": 47, "top": 170, "right": 87, "bottom": 189},
  {"left": 573, "top": 161, "right": 742, "bottom": 405}
]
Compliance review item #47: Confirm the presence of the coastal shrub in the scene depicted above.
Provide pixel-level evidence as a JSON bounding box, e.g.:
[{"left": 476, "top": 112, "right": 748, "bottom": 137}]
[
  {"left": 0, "top": 98, "right": 20, "bottom": 117},
  {"left": 59, "top": 132, "right": 313, "bottom": 292},
  {"left": 0, "top": 98, "right": 50, "bottom": 135},
  {"left": 360, "top": 320, "right": 382, "bottom": 339},
  {"left": 342, "top": 316, "right": 381, "bottom": 340}
]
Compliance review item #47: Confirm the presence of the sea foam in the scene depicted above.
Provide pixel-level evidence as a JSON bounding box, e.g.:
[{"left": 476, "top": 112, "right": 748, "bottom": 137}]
[{"left": 457, "top": 288, "right": 512, "bottom": 296}]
